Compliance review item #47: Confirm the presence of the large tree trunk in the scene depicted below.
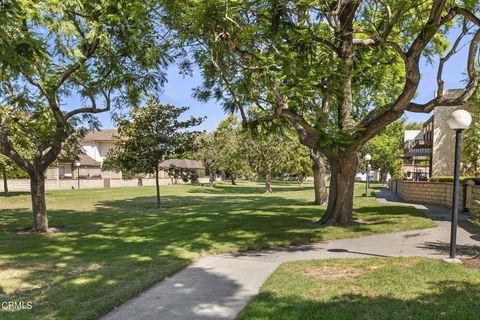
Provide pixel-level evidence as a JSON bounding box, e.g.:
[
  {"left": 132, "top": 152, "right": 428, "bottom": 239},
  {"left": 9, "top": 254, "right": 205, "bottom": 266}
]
[
  {"left": 155, "top": 168, "right": 161, "bottom": 208},
  {"left": 311, "top": 151, "right": 328, "bottom": 205},
  {"left": 265, "top": 170, "right": 273, "bottom": 193},
  {"left": 30, "top": 171, "right": 48, "bottom": 232},
  {"left": 2, "top": 166, "right": 8, "bottom": 196},
  {"left": 319, "top": 154, "right": 358, "bottom": 226},
  {"left": 380, "top": 170, "right": 387, "bottom": 183}
]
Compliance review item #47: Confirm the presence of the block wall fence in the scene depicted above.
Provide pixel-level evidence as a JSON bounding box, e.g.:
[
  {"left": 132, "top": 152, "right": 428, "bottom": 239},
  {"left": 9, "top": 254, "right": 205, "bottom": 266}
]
[
  {"left": 0, "top": 177, "right": 210, "bottom": 192},
  {"left": 388, "top": 180, "right": 480, "bottom": 214}
]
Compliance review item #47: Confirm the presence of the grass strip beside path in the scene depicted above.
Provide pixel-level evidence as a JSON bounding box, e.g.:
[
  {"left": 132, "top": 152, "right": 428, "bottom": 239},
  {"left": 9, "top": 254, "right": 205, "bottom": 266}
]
[{"left": 238, "top": 257, "right": 480, "bottom": 320}]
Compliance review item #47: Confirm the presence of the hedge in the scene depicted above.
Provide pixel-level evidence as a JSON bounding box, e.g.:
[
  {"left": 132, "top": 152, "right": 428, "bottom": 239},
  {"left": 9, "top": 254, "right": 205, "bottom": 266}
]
[{"left": 429, "top": 176, "right": 480, "bottom": 185}]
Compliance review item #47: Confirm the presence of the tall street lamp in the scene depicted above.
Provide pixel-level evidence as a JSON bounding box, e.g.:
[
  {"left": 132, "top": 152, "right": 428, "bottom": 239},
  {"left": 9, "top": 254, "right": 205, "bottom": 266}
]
[
  {"left": 364, "top": 154, "right": 372, "bottom": 197},
  {"left": 445, "top": 109, "right": 472, "bottom": 264},
  {"left": 75, "top": 161, "right": 81, "bottom": 190}
]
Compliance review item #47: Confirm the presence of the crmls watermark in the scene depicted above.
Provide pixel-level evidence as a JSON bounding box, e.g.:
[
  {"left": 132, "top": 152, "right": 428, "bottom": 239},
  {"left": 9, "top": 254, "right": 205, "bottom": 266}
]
[{"left": 1, "top": 301, "right": 33, "bottom": 310}]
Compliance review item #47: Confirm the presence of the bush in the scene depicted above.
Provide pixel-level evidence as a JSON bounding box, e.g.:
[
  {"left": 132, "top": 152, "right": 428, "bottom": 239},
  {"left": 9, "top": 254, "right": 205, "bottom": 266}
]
[
  {"left": 196, "top": 169, "right": 206, "bottom": 177},
  {"left": 472, "top": 200, "right": 480, "bottom": 229},
  {"left": 429, "top": 176, "right": 480, "bottom": 185}
]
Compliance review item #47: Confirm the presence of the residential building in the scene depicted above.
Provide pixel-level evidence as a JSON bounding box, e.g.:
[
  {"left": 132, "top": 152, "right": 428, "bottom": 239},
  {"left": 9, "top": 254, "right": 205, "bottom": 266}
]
[
  {"left": 402, "top": 89, "right": 467, "bottom": 179},
  {"left": 49, "top": 129, "right": 205, "bottom": 182},
  {"left": 55, "top": 129, "right": 120, "bottom": 180},
  {"left": 403, "top": 128, "right": 432, "bottom": 180}
]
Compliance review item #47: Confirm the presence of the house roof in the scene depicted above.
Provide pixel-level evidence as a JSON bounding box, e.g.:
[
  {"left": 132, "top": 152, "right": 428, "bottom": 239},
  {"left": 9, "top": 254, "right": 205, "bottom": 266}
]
[
  {"left": 159, "top": 159, "right": 205, "bottom": 170},
  {"left": 83, "top": 129, "right": 117, "bottom": 142},
  {"left": 78, "top": 154, "right": 101, "bottom": 167},
  {"left": 57, "top": 153, "right": 101, "bottom": 167}
]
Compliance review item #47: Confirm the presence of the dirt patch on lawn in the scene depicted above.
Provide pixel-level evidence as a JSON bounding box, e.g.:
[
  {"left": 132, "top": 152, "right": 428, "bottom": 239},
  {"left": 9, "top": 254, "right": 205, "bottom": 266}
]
[
  {"left": 292, "top": 258, "right": 425, "bottom": 280},
  {"left": 462, "top": 256, "right": 480, "bottom": 269},
  {"left": 299, "top": 265, "right": 375, "bottom": 279}
]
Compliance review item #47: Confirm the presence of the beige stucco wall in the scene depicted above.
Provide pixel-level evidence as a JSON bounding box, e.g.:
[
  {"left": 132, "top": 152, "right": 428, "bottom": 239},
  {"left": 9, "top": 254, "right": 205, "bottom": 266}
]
[
  {"left": 431, "top": 106, "right": 459, "bottom": 176},
  {"left": 45, "top": 167, "right": 59, "bottom": 180},
  {"left": 0, "top": 177, "right": 210, "bottom": 192}
]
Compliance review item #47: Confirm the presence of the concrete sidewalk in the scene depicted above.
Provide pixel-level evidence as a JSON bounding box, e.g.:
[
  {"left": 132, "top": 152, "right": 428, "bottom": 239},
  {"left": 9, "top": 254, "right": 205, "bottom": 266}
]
[{"left": 102, "top": 188, "right": 480, "bottom": 320}]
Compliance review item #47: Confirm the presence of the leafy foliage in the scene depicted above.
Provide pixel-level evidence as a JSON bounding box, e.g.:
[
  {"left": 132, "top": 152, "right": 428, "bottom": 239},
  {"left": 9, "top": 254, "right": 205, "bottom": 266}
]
[
  {"left": 463, "top": 99, "right": 480, "bottom": 176},
  {"left": 0, "top": 0, "right": 173, "bottom": 230},
  {"left": 163, "top": 0, "right": 480, "bottom": 224},
  {"left": 103, "top": 97, "right": 203, "bottom": 177},
  {"left": 361, "top": 120, "right": 405, "bottom": 181}
]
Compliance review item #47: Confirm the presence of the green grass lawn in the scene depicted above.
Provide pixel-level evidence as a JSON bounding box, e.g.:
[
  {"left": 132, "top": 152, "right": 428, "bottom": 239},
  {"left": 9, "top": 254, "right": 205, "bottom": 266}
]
[
  {"left": 237, "top": 257, "right": 480, "bottom": 320},
  {"left": 0, "top": 181, "right": 434, "bottom": 319}
]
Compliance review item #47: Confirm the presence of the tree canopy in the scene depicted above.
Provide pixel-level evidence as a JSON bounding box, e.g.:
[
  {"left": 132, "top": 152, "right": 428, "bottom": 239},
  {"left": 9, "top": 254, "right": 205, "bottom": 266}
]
[
  {"left": 103, "top": 97, "right": 203, "bottom": 208},
  {"left": 164, "top": 0, "right": 480, "bottom": 225},
  {"left": 361, "top": 120, "right": 405, "bottom": 182},
  {"left": 0, "top": 0, "right": 172, "bottom": 231}
]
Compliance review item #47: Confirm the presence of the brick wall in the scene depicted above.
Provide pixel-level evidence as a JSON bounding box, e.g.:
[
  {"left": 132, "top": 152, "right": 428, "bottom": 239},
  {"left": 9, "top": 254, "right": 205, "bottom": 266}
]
[{"left": 388, "top": 180, "right": 464, "bottom": 210}]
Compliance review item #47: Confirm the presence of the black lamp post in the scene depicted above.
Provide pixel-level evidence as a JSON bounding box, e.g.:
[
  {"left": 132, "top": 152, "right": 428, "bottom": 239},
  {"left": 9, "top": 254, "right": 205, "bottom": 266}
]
[
  {"left": 75, "top": 161, "right": 81, "bottom": 190},
  {"left": 445, "top": 109, "right": 472, "bottom": 263},
  {"left": 364, "top": 154, "right": 372, "bottom": 197}
]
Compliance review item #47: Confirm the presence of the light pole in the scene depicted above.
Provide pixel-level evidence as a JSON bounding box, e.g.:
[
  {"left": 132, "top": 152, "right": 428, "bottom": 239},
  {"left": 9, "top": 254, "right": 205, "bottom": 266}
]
[
  {"left": 445, "top": 109, "right": 471, "bottom": 264},
  {"left": 75, "top": 161, "right": 81, "bottom": 190},
  {"left": 364, "top": 154, "right": 372, "bottom": 197}
]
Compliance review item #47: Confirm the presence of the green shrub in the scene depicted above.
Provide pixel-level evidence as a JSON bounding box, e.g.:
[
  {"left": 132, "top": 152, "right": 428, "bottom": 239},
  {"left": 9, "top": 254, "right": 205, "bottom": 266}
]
[
  {"left": 196, "top": 169, "right": 206, "bottom": 177},
  {"left": 429, "top": 176, "right": 480, "bottom": 185},
  {"left": 472, "top": 200, "right": 480, "bottom": 229}
]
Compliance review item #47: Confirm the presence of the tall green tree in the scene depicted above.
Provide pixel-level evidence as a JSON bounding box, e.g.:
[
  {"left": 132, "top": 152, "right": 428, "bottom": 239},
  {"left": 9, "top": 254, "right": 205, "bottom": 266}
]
[
  {"left": 362, "top": 120, "right": 405, "bottom": 182},
  {"left": 405, "top": 122, "right": 425, "bottom": 130},
  {"left": 193, "top": 133, "right": 219, "bottom": 186},
  {"left": 0, "top": 157, "right": 26, "bottom": 195},
  {"left": 245, "top": 129, "right": 290, "bottom": 193},
  {"left": 0, "top": 121, "right": 30, "bottom": 195},
  {"left": 103, "top": 98, "right": 203, "bottom": 208},
  {"left": 215, "top": 114, "right": 251, "bottom": 185},
  {"left": 165, "top": 0, "right": 480, "bottom": 225},
  {"left": 0, "top": 0, "right": 170, "bottom": 231}
]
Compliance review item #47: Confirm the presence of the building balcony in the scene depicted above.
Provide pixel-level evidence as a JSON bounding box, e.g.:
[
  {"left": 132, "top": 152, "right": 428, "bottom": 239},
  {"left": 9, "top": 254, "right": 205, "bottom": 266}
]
[
  {"left": 403, "top": 149, "right": 432, "bottom": 157},
  {"left": 412, "top": 139, "right": 432, "bottom": 149}
]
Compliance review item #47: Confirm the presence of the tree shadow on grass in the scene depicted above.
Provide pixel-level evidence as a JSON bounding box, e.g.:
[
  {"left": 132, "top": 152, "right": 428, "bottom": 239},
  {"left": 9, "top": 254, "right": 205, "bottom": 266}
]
[
  {"left": 188, "top": 184, "right": 313, "bottom": 195},
  {"left": 0, "top": 192, "right": 30, "bottom": 197},
  {"left": 238, "top": 280, "right": 480, "bottom": 320},
  {"left": 0, "top": 185, "right": 435, "bottom": 320},
  {"left": 0, "top": 193, "right": 327, "bottom": 319}
]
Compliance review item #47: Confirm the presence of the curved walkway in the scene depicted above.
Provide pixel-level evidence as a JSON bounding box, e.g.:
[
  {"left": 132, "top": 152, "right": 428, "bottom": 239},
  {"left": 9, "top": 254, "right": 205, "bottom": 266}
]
[{"left": 102, "top": 188, "right": 480, "bottom": 320}]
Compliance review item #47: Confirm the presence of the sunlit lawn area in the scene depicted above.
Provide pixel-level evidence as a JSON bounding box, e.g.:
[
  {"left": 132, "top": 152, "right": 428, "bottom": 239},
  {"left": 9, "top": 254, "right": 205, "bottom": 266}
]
[
  {"left": 0, "top": 181, "right": 434, "bottom": 319},
  {"left": 238, "top": 257, "right": 480, "bottom": 320}
]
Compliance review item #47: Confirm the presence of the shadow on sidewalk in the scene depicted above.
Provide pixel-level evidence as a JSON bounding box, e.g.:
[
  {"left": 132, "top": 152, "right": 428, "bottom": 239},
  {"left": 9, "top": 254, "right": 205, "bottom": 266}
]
[{"left": 417, "top": 241, "right": 480, "bottom": 258}]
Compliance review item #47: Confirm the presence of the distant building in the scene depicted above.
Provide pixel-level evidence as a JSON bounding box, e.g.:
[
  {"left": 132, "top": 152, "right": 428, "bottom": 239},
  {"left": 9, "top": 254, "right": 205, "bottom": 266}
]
[
  {"left": 402, "top": 89, "right": 467, "bottom": 179},
  {"left": 403, "top": 128, "right": 431, "bottom": 180},
  {"left": 54, "top": 129, "right": 120, "bottom": 180},
  {"left": 47, "top": 129, "right": 204, "bottom": 181}
]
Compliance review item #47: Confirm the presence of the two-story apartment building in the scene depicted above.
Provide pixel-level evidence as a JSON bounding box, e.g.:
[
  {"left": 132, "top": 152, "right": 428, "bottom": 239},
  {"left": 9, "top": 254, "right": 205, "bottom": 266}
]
[
  {"left": 54, "top": 129, "right": 120, "bottom": 180},
  {"left": 402, "top": 89, "right": 469, "bottom": 179},
  {"left": 403, "top": 129, "right": 432, "bottom": 180},
  {"left": 50, "top": 129, "right": 205, "bottom": 181}
]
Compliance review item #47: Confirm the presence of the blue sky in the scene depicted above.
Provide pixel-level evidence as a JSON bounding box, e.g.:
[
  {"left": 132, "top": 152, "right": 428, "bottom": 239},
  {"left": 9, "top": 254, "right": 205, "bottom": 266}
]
[{"left": 94, "top": 33, "right": 472, "bottom": 132}]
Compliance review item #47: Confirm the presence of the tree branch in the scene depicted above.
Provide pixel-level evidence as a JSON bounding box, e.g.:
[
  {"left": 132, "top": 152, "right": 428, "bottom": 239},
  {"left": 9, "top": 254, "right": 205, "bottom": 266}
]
[{"left": 407, "top": 28, "right": 480, "bottom": 113}]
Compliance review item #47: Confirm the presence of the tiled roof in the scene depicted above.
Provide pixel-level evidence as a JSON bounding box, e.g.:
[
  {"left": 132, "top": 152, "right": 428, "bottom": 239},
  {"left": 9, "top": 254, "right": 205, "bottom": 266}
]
[
  {"left": 57, "top": 153, "right": 101, "bottom": 167},
  {"left": 159, "top": 159, "right": 205, "bottom": 170},
  {"left": 78, "top": 154, "right": 101, "bottom": 167},
  {"left": 83, "top": 129, "right": 117, "bottom": 142}
]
